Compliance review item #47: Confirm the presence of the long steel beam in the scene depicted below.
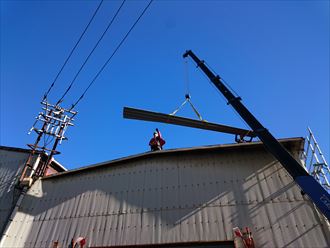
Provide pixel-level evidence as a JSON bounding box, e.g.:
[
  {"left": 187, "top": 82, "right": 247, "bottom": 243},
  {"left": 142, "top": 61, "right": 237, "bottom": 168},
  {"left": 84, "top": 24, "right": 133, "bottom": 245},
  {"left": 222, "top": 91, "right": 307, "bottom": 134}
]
[{"left": 123, "top": 107, "right": 256, "bottom": 137}]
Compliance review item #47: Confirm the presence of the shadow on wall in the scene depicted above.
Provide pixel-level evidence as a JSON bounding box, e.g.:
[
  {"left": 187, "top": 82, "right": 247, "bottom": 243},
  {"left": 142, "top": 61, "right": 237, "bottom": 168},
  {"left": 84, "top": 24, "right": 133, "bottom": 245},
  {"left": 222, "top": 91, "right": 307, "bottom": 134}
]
[
  {"left": 12, "top": 148, "right": 316, "bottom": 247},
  {"left": 0, "top": 150, "right": 33, "bottom": 237}
]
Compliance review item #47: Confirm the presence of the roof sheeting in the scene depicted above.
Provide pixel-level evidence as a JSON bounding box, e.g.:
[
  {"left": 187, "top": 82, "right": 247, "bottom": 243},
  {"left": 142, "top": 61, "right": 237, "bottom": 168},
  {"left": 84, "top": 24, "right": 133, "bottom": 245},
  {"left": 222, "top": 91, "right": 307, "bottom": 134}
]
[
  {"left": 0, "top": 145, "right": 67, "bottom": 172},
  {"left": 0, "top": 149, "right": 38, "bottom": 235},
  {"left": 44, "top": 137, "right": 304, "bottom": 180},
  {"left": 1, "top": 139, "right": 329, "bottom": 247},
  {"left": 0, "top": 146, "right": 66, "bottom": 237}
]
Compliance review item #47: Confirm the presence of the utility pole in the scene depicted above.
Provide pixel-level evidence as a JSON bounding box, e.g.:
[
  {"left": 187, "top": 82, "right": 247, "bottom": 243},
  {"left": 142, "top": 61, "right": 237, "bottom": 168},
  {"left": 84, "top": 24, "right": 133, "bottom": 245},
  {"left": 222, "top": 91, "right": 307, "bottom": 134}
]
[{"left": 19, "top": 101, "right": 76, "bottom": 184}]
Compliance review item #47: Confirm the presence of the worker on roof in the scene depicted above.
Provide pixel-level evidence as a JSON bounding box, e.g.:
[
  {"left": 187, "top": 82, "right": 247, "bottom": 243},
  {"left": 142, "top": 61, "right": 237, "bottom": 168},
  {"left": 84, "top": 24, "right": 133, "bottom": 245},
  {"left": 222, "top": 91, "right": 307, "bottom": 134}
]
[{"left": 149, "top": 128, "right": 165, "bottom": 151}]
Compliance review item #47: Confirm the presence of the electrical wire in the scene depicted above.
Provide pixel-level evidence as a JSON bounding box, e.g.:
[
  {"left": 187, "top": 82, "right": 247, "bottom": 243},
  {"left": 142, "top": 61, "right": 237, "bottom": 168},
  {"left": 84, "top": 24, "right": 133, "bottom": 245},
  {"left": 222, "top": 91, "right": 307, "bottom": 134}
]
[
  {"left": 56, "top": 0, "right": 127, "bottom": 105},
  {"left": 43, "top": 131, "right": 55, "bottom": 148},
  {"left": 42, "top": 0, "right": 104, "bottom": 101},
  {"left": 69, "top": 0, "right": 154, "bottom": 110}
]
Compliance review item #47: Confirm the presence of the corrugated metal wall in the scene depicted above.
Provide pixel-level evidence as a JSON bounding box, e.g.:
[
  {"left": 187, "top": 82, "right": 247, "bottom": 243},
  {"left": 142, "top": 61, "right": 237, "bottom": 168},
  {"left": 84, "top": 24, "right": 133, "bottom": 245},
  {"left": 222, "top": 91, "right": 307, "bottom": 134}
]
[
  {"left": 0, "top": 149, "right": 38, "bottom": 236},
  {"left": 1, "top": 145, "right": 329, "bottom": 247}
]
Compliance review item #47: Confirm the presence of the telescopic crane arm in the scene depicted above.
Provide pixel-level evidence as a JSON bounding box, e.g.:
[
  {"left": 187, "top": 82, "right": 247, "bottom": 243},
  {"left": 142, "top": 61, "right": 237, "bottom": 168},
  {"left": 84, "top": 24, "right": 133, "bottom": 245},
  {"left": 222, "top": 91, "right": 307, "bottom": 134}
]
[{"left": 183, "top": 50, "right": 330, "bottom": 220}]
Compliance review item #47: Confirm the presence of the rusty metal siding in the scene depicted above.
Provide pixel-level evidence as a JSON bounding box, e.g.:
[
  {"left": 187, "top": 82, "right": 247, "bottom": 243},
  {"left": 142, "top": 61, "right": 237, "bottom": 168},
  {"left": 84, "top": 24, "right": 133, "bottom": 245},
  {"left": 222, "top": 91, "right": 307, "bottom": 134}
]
[
  {"left": 0, "top": 149, "right": 38, "bottom": 235},
  {"left": 1, "top": 143, "right": 329, "bottom": 248}
]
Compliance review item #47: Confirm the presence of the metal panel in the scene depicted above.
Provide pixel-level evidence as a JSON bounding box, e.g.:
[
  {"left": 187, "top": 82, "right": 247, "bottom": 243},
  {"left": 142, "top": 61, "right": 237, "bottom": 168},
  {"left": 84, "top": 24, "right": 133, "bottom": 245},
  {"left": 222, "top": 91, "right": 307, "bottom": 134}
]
[
  {"left": 1, "top": 140, "right": 329, "bottom": 248},
  {"left": 0, "top": 149, "right": 39, "bottom": 235}
]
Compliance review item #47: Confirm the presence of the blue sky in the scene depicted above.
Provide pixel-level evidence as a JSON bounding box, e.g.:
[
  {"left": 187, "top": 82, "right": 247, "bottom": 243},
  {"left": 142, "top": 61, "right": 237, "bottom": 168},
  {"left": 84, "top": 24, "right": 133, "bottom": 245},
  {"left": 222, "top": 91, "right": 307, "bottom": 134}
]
[{"left": 1, "top": 0, "right": 329, "bottom": 169}]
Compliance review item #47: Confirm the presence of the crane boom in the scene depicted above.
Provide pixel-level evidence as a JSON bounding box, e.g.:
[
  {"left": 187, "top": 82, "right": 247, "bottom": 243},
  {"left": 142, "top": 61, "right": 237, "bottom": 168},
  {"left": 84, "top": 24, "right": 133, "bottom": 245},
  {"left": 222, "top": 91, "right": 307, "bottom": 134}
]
[{"left": 183, "top": 50, "right": 330, "bottom": 220}]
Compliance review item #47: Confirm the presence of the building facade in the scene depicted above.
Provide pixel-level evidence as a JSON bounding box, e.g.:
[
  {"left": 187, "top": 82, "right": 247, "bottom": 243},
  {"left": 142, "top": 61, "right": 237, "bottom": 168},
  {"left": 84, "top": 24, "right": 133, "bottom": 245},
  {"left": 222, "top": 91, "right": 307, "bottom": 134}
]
[
  {"left": 0, "top": 146, "right": 66, "bottom": 238},
  {"left": 0, "top": 139, "right": 329, "bottom": 247}
]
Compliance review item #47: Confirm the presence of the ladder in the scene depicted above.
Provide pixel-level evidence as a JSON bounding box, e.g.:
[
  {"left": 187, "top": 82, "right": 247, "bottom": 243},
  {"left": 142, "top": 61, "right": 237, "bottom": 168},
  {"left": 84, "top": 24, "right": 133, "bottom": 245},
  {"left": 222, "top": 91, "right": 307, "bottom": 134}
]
[{"left": 302, "top": 127, "right": 330, "bottom": 193}]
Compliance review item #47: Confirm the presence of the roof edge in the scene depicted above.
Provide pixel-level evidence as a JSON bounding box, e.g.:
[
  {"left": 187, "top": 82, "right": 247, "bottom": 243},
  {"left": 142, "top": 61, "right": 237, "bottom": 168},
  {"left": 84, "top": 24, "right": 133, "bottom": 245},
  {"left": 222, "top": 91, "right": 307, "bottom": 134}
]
[
  {"left": 49, "top": 157, "right": 67, "bottom": 172},
  {"left": 43, "top": 137, "right": 305, "bottom": 180},
  {"left": 0, "top": 145, "right": 67, "bottom": 171},
  {"left": 0, "top": 145, "right": 42, "bottom": 154}
]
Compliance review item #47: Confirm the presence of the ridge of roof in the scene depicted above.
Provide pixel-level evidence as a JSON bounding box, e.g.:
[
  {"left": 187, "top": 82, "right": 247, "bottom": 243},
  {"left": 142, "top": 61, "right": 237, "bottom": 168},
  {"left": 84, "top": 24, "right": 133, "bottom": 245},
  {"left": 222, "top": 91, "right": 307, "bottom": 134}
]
[{"left": 43, "top": 137, "right": 305, "bottom": 180}]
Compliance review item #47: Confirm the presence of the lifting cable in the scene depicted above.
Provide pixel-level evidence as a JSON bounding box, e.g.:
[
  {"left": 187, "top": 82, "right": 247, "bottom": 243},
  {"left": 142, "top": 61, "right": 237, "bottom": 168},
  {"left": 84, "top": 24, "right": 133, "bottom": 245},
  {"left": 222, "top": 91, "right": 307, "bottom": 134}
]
[
  {"left": 184, "top": 58, "right": 190, "bottom": 95},
  {"left": 69, "top": 0, "right": 154, "bottom": 110},
  {"left": 55, "top": 0, "right": 127, "bottom": 106},
  {"left": 170, "top": 57, "right": 204, "bottom": 121},
  {"left": 170, "top": 94, "right": 204, "bottom": 121},
  {"left": 42, "top": 0, "right": 104, "bottom": 101}
]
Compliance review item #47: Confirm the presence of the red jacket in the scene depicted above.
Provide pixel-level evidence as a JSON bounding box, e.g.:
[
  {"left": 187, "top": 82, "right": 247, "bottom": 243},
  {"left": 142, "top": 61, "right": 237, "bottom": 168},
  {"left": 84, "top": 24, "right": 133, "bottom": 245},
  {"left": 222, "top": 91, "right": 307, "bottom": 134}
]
[{"left": 149, "top": 130, "right": 165, "bottom": 150}]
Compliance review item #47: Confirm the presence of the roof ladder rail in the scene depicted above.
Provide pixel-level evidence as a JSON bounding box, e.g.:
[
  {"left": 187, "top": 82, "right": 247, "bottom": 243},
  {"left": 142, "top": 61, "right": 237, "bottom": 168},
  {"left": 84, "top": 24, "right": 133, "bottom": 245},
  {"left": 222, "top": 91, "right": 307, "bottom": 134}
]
[{"left": 302, "top": 127, "right": 330, "bottom": 192}]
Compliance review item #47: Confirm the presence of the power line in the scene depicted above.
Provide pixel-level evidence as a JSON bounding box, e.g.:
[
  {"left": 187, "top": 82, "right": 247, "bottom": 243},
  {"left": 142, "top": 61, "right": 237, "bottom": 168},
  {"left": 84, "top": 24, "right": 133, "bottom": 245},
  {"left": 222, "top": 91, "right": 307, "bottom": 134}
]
[
  {"left": 56, "top": 0, "right": 127, "bottom": 106},
  {"left": 70, "top": 0, "right": 154, "bottom": 110},
  {"left": 42, "top": 0, "right": 104, "bottom": 101}
]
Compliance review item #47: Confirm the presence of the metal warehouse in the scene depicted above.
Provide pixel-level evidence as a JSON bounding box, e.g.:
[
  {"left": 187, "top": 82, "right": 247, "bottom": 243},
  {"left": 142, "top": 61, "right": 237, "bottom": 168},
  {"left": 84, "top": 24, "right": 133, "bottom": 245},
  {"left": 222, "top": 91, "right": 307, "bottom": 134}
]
[
  {"left": 0, "top": 146, "right": 66, "bottom": 239},
  {"left": 0, "top": 138, "right": 329, "bottom": 248}
]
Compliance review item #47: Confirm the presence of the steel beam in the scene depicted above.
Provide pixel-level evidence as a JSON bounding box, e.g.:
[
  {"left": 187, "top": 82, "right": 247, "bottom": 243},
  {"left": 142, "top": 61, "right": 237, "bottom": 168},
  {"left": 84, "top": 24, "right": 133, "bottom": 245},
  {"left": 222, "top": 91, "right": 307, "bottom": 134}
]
[{"left": 123, "top": 107, "right": 256, "bottom": 137}]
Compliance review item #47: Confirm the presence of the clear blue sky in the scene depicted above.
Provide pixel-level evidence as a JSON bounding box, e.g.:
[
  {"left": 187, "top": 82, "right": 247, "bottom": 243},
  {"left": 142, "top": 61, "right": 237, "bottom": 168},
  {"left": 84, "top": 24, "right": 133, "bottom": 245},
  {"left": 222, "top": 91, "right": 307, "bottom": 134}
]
[{"left": 1, "top": 0, "right": 329, "bottom": 169}]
